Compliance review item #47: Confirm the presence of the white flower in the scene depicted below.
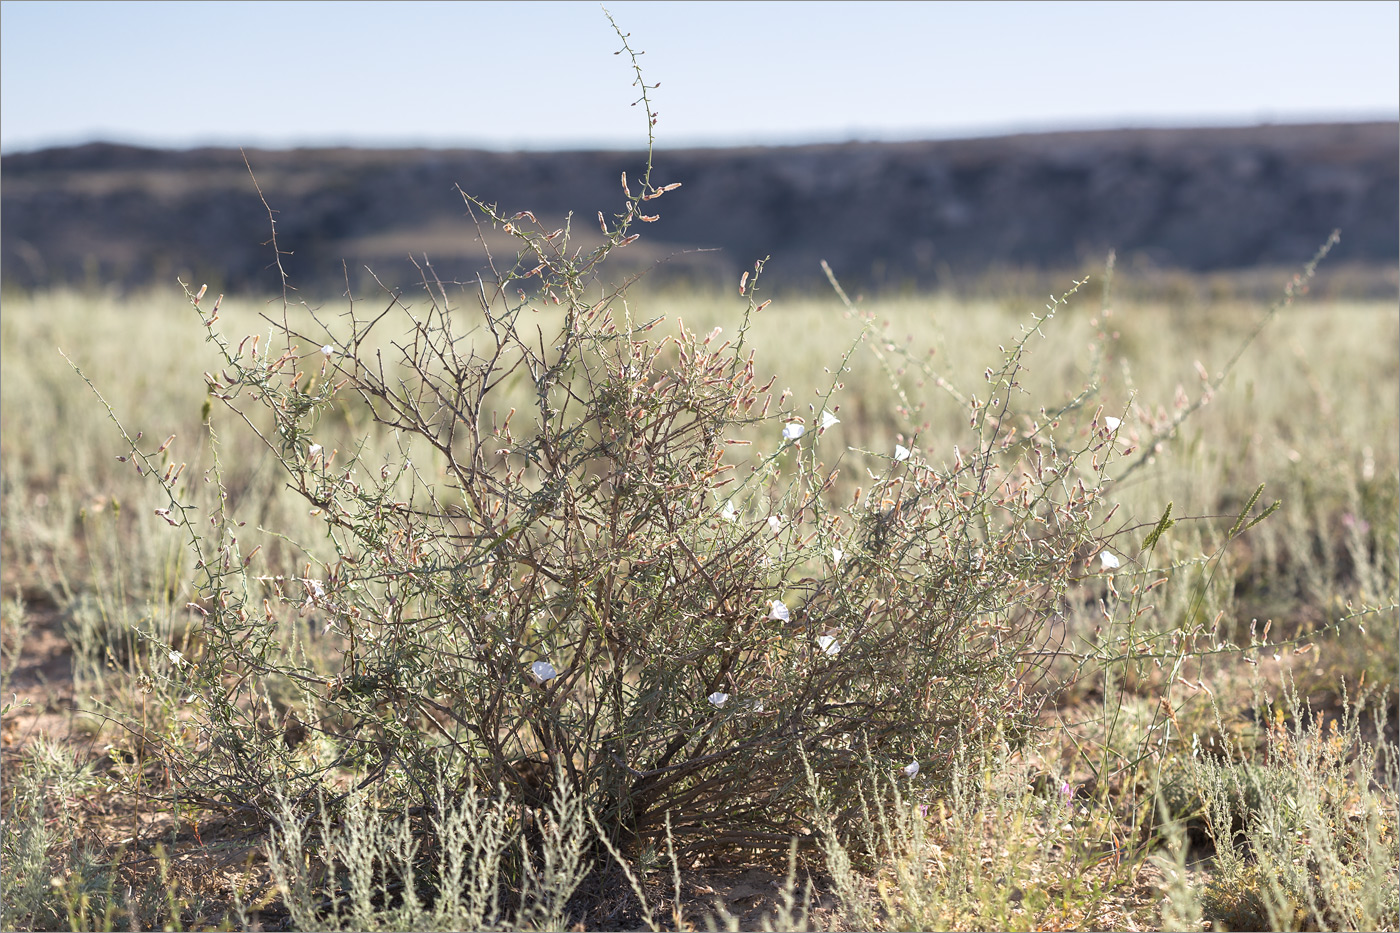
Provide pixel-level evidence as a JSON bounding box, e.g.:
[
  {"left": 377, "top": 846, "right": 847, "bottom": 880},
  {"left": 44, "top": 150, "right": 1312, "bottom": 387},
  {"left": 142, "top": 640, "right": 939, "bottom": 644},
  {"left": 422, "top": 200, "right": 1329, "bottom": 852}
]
[
  {"left": 321, "top": 344, "right": 336, "bottom": 357},
  {"left": 1104, "top": 416, "right": 1122, "bottom": 431},
  {"left": 831, "top": 547, "right": 844, "bottom": 566},
  {"left": 708, "top": 692, "right": 729, "bottom": 707},
  {"left": 309, "top": 579, "right": 326, "bottom": 598},
  {"left": 903, "top": 759, "right": 919, "bottom": 777},
  {"left": 820, "top": 410, "right": 840, "bottom": 430},
  {"left": 782, "top": 422, "right": 805, "bottom": 441},
  {"left": 769, "top": 600, "right": 791, "bottom": 622},
  {"left": 1099, "top": 550, "right": 1121, "bottom": 570},
  {"left": 168, "top": 649, "right": 186, "bottom": 668},
  {"left": 530, "top": 660, "right": 558, "bottom": 683},
  {"left": 768, "top": 515, "right": 782, "bottom": 535},
  {"left": 721, "top": 501, "right": 737, "bottom": 522},
  {"left": 894, "top": 444, "right": 911, "bottom": 462},
  {"left": 817, "top": 634, "right": 841, "bottom": 656},
  {"left": 308, "top": 443, "right": 323, "bottom": 458}
]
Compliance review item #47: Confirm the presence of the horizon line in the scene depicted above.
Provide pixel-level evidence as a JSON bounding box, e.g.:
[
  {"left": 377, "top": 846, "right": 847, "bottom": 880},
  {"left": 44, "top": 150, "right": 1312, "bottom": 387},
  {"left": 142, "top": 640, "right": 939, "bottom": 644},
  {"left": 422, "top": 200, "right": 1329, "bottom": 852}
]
[{"left": 4, "top": 113, "right": 1397, "bottom": 158}]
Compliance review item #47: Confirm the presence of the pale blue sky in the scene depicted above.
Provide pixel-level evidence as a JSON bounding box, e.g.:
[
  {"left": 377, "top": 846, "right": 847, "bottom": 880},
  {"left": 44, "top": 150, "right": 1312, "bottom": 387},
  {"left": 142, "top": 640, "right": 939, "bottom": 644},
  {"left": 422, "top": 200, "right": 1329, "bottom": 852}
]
[{"left": 2, "top": 0, "right": 1396, "bottom": 153}]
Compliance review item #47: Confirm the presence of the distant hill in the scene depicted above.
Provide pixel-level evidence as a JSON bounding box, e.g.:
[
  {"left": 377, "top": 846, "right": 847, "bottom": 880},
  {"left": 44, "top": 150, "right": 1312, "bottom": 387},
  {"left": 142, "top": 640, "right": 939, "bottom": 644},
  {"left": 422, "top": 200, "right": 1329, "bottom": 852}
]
[{"left": 2, "top": 122, "right": 1396, "bottom": 297}]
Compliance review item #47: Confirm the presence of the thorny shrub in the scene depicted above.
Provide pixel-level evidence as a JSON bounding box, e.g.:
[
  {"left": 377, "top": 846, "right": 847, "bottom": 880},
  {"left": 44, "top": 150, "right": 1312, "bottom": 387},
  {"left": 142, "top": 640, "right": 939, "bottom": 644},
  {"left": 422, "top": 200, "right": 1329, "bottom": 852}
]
[{"left": 92, "top": 26, "right": 1134, "bottom": 865}]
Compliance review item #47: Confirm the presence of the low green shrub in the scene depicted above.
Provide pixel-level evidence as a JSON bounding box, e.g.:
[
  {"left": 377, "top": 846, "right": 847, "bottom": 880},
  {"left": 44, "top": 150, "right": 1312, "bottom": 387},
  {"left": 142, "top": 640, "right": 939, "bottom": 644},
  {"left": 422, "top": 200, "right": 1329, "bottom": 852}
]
[
  {"left": 0, "top": 737, "right": 120, "bottom": 932},
  {"left": 1165, "top": 683, "right": 1399, "bottom": 931},
  {"left": 265, "top": 769, "right": 591, "bottom": 932}
]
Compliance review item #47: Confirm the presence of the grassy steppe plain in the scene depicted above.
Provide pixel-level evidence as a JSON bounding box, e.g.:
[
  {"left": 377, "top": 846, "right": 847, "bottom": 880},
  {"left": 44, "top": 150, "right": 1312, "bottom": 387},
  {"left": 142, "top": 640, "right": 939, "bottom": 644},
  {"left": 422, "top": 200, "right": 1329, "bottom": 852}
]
[{"left": 2, "top": 280, "right": 1397, "bottom": 931}]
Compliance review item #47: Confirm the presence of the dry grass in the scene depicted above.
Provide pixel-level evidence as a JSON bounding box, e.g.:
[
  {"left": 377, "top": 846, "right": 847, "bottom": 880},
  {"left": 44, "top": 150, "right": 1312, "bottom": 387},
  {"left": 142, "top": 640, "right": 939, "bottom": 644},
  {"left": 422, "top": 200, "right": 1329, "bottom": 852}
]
[{"left": 2, "top": 270, "right": 1396, "bottom": 930}]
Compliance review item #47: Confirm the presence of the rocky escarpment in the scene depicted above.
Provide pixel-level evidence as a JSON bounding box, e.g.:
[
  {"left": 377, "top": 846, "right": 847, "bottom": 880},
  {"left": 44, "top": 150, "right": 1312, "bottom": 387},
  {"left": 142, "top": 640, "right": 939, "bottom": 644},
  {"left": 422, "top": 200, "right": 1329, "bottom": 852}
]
[{"left": 2, "top": 122, "right": 1395, "bottom": 296}]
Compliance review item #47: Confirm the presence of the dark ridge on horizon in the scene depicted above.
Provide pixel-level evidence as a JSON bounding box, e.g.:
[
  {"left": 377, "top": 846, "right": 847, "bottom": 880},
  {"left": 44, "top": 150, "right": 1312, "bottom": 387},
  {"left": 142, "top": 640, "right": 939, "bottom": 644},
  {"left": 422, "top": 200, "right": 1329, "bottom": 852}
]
[{"left": 3, "top": 121, "right": 1395, "bottom": 296}]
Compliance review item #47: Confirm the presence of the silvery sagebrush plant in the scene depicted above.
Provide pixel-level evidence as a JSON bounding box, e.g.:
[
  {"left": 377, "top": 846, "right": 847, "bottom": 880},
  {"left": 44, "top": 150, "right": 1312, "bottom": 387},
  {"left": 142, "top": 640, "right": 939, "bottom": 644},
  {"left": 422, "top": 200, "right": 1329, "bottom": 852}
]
[{"left": 74, "top": 20, "right": 1134, "bottom": 868}]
